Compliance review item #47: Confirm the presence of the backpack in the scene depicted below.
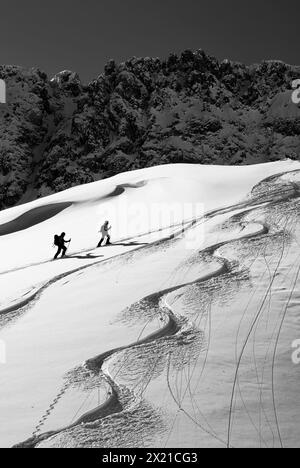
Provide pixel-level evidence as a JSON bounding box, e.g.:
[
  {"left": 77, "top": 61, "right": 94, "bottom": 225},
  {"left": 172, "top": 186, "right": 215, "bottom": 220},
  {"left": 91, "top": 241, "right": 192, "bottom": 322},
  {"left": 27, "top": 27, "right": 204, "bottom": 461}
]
[{"left": 54, "top": 234, "right": 60, "bottom": 247}]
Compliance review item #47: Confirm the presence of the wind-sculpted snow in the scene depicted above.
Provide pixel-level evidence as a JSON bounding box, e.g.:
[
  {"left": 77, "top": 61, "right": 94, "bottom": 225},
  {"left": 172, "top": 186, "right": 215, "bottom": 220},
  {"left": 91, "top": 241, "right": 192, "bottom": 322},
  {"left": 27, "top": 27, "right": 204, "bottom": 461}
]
[
  {"left": 0, "top": 203, "right": 72, "bottom": 237},
  {"left": 0, "top": 181, "right": 147, "bottom": 238}
]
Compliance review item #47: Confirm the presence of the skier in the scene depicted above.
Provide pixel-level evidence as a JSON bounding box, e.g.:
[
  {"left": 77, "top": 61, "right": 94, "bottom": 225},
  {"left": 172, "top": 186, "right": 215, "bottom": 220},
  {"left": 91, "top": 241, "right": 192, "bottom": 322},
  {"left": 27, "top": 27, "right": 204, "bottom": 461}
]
[
  {"left": 97, "top": 221, "right": 112, "bottom": 247},
  {"left": 53, "top": 232, "right": 71, "bottom": 259}
]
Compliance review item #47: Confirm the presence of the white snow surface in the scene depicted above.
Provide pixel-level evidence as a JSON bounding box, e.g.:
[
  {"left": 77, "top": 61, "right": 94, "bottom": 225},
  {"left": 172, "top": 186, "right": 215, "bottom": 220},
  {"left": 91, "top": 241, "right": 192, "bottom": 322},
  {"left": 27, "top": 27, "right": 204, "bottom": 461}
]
[{"left": 0, "top": 160, "right": 300, "bottom": 448}]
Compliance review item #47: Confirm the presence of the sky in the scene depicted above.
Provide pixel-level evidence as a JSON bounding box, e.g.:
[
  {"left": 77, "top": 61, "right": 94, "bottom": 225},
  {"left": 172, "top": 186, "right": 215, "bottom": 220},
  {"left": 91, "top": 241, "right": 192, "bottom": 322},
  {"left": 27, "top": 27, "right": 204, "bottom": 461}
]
[{"left": 0, "top": 0, "right": 299, "bottom": 82}]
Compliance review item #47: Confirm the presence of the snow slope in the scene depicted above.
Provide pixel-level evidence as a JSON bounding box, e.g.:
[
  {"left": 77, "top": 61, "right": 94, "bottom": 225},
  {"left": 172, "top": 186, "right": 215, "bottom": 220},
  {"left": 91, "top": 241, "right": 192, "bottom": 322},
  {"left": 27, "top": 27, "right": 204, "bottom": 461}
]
[{"left": 0, "top": 160, "right": 300, "bottom": 448}]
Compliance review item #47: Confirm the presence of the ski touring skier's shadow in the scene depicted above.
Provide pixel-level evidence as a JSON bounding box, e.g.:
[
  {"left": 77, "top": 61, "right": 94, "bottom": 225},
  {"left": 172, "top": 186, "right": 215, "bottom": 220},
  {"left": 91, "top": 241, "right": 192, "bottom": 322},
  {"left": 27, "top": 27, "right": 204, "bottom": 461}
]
[
  {"left": 64, "top": 253, "right": 104, "bottom": 260},
  {"left": 59, "top": 242, "right": 149, "bottom": 261},
  {"left": 108, "top": 242, "right": 149, "bottom": 247}
]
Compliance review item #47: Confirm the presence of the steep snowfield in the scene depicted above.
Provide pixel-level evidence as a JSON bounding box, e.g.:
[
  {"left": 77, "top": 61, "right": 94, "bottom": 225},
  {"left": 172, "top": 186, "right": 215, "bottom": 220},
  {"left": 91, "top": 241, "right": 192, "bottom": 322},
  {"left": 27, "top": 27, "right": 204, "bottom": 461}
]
[{"left": 0, "top": 161, "right": 300, "bottom": 448}]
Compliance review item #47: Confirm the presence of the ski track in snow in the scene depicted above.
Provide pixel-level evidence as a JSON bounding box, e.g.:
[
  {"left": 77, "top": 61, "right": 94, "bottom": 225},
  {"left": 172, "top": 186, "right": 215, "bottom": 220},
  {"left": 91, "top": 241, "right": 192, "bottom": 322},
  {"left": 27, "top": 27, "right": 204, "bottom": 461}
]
[{"left": 0, "top": 171, "right": 300, "bottom": 447}]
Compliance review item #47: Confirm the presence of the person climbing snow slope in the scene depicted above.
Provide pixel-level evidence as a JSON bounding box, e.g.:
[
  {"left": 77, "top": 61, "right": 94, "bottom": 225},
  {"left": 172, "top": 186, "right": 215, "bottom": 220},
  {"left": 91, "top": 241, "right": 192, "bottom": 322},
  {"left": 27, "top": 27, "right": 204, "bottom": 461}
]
[
  {"left": 53, "top": 232, "right": 71, "bottom": 259},
  {"left": 97, "top": 221, "right": 112, "bottom": 247}
]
